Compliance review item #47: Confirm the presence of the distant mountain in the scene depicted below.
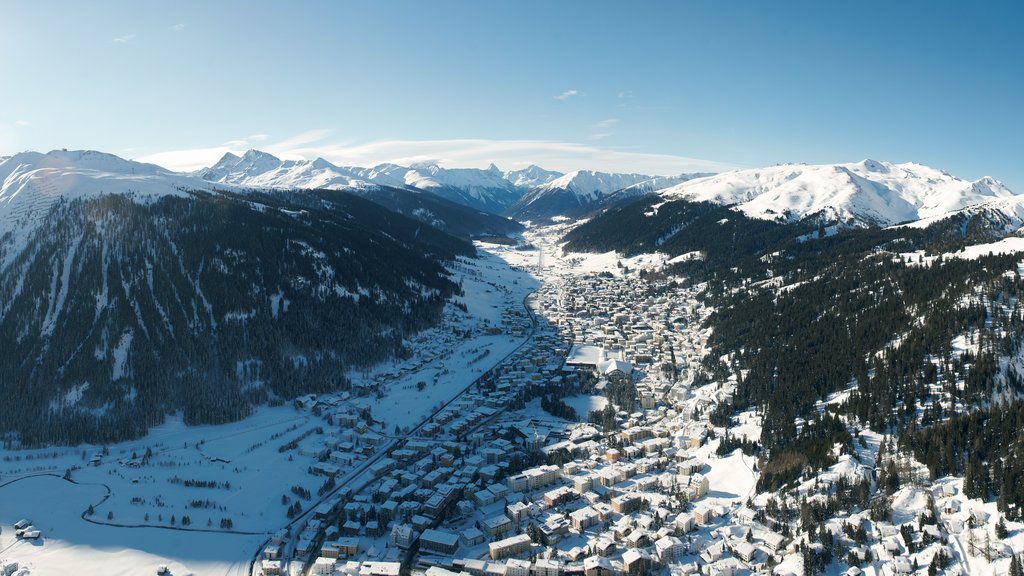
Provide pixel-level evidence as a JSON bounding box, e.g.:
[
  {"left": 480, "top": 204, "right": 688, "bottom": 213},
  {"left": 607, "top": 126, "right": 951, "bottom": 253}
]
[
  {"left": 198, "top": 150, "right": 375, "bottom": 190},
  {"left": 503, "top": 164, "right": 564, "bottom": 190},
  {"left": 201, "top": 152, "right": 528, "bottom": 214},
  {"left": 0, "top": 150, "right": 472, "bottom": 445},
  {"left": 197, "top": 150, "right": 708, "bottom": 221},
  {"left": 576, "top": 173, "right": 715, "bottom": 218},
  {"left": 351, "top": 162, "right": 524, "bottom": 214},
  {"left": 661, "top": 159, "right": 1015, "bottom": 227},
  {"left": 506, "top": 170, "right": 662, "bottom": 220},
  {"left": 197, "top": 151, "right": 522, "bottom": 238}
]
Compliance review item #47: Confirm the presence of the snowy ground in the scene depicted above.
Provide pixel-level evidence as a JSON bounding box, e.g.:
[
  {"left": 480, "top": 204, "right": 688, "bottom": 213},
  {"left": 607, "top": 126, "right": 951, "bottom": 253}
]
[{"left": 0, "top": 242, "right": 538, "bottom": 576}]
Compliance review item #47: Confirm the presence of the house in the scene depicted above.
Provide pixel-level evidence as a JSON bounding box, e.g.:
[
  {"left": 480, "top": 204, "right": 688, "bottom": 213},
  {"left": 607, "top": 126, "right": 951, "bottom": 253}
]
[
  {"left": 622, "top": 549, "right": 651, "bottom": 576},
  {"left": 893, "top": 557, "right": 914, "bottom": 574},
  {"left": 583, "top": 556, "right": 614, "bottom": 576}
]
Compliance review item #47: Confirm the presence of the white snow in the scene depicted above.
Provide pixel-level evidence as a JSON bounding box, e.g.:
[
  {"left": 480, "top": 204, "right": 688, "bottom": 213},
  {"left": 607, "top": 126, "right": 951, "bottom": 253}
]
[
  {"left": 0, "top": 150, "right": 231, "bottom": 272},
  {"left": 897, "top": 237, "right": 1024, "bottom": 266},
  {"left": 111, "top": 330, "right": 133, "bottom": 380},
  {"left": 661, "top": 159, "right": 1016, "bottom": 227}
]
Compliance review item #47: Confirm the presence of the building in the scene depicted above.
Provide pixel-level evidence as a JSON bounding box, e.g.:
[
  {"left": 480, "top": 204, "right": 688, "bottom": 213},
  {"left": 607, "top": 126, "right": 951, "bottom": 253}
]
[
  {"left": 534, "top": 558, "right": 561, "bottom": 576},
  {"left": 611, "top": 494, "right": 641, "bottom": 515},
  {"left": 570, "top": 507, "right": 600, "bottom": 532},
  {"left": 505, "top": 558, "right": 532, "bottom": 576},
  {"left": 622, "top": 549, "right": 651, "bottom": 576},
  {"left": 390, "top": 524, "right": 415, "bottom": 550},
  {"left": 420, "top": 529, "right": 460, "bottom": 556},
  {"left": 731, "top": 540, "right": 757, "bottom": 563},
  {"left": 489, "top": 534, "right": 532, "bottom": 560},
  {"left": 483, "top": 514, "right": 513, "bottom": 539},
  {"left": 583, "top": 556, "right": 614, "bottom": 576},
  {"left": 655, "top": 535, "right": 684, "bottom": 563},
  {"left": 461, "top": 527, "right": 486, "bottom": 547}
]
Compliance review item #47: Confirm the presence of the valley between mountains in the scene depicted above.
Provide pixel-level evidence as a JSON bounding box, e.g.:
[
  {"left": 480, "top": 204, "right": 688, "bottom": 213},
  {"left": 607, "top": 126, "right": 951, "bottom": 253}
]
[{"left": 1, "top": 150, "right": 1024, "bottom": 576}]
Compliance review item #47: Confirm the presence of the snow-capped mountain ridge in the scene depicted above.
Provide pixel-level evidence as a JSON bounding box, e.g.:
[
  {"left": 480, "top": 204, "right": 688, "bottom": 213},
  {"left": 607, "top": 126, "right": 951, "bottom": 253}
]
[
  {"left": 661, "top": 159, "right": 1015, "bottom": 227},
  {"left": 198, "top": 150, "right": 548, "bottom": 213},
  {"left": 506, "top": 169, "right": 707, "bottom": 220},
  {"left": 0, "top": 150, "right": 205, "bottom": 270}
]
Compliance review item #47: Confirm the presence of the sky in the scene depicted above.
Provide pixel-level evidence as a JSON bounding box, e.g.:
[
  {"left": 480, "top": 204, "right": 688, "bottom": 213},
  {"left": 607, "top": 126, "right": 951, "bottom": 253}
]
[{"left": 1, "top": 0, "right": 1022, "bottom": 189}]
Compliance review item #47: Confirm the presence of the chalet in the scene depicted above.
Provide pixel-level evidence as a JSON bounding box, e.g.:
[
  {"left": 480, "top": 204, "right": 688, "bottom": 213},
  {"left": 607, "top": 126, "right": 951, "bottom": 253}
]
[{"left": 583, "top": 556, "right": 613, "bottom": 576}]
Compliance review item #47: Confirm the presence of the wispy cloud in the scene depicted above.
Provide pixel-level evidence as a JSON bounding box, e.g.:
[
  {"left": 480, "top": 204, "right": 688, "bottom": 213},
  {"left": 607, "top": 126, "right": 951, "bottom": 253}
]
[
  {"left": 139, "top": 134, "right": 738, "bottom": 177},
  {"left": 554, "top": 89, "right": 582, "bottom": 101},
  {"left": 13, "top": 120, "right": 30, "bottom": 127},
  {"left": 113, "top": 33, "right": 136, "bottom": 44},
  {"left": 222, "top": 133, "right": 273, "bottom": 150},
  {"left": 590, "top": 119, "right": 619, "bottom": 140},
  {"left": 170, "top": 23, "right": 186, "bottom": 32},
  {"left": 617, "top": 91, "right": 633, "bottom": 99}
]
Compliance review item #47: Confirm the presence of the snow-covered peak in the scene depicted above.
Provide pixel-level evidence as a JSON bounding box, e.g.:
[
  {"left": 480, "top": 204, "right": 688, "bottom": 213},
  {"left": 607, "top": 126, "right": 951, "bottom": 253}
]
[
  {"left": 199, "top": 151, "right": 382, "bottom": 191},
  {"left": 660, "top": 160, "right": 1017, "bottom": 227},
  {"left": 503, "top": 164, "right": 564, "bottom": 189},
  {"left": 532, "top": 169, "right": 654, "bottom": 204},
  {"left": 0, "top": 149, "right": 202, "bottom": 269}
]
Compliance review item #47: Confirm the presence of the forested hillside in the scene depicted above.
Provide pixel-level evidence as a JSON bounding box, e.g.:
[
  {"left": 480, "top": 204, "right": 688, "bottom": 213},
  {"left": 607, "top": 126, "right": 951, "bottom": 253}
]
[
  {"left": 0, "top": 189, "right": 471, "bottom": 446},
  {"left": 565, "top": 195, "right": 1024, "bottom": 511}
]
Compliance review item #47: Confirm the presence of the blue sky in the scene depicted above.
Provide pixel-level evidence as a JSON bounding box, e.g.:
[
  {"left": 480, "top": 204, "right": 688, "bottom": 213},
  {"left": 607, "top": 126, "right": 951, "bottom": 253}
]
[{"left": 1, "top": 1, "right": 1021, "bottom": 188}]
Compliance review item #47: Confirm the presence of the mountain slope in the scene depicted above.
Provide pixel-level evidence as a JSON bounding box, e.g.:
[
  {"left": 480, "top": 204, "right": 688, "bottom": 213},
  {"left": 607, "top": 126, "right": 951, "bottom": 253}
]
[
  {"left": 0, "top": 151, "right": 472, "bottom": 445},
  {"left": 661, "top": 159, "right": 1015, "bottom": 227}
]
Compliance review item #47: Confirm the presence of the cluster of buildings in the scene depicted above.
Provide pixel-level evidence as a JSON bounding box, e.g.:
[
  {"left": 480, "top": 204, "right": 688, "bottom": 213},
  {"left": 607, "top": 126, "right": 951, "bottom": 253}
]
[{"left": 259, "top": 247, "right": 786, "bottom": 576}]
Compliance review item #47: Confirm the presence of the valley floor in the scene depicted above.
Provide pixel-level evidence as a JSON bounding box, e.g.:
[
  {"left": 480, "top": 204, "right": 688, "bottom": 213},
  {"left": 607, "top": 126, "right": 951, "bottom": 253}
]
[{"left": 0, "top": 243, "right": 536, "bottom": 576}]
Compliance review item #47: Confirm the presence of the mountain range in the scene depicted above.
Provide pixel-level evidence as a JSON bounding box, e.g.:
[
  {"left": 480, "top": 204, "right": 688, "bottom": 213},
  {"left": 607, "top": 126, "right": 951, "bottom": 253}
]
[
  {"left": 660, "top": 159, "right": 1016, "bottom": 228},
  {"left": 0, "top": 147, "right": 1020, "bottom": 445}
]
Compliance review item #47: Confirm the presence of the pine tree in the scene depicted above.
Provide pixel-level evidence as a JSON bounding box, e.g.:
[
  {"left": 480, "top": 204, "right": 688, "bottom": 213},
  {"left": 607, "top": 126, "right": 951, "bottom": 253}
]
[
  {"left": 996, "top": 515, "right": 1008, "bottom": 539},
  {"left": 1009, "top": 554, "right": 1023, "bottom": 576}
]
